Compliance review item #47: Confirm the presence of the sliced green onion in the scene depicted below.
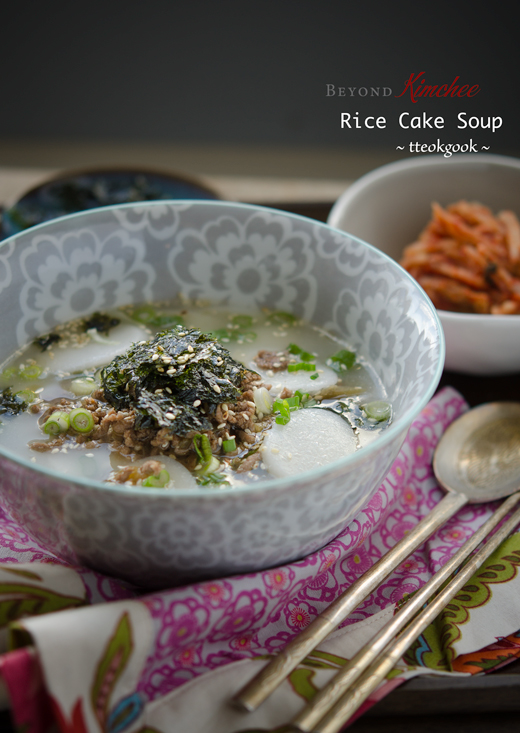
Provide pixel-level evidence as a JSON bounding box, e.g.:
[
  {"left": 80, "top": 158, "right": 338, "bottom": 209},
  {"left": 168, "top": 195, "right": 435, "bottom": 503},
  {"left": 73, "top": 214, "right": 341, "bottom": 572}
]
[
  {"left": 330, "top": 349, "right": 356, "bottom": 372},
  {"left": 363, "top": 401, "right": 391, "bottom": 422},
  {"left": 275, "top": 415, "right": 290, "bottom": 425},
  {"left": 131, "top": 305, "right": 184, "bottom": 328},
  {"left": 287, "top": 362, "right": 316, "bottom": 373},
  {"left": 43, "top": 411, "right": 70, "bottom": 435},
  {"left": 20, "top": 364, "right": 42, "bottom": 380},
  {"left": 153, "top": 314, "right": 185, "bottom": 328},
  {"left": 222, "top": 437, "right": 236, "bottom": 452},
  {"left": 0, "top": 367, "right": 19, "bottom": 382},
  {"left": 193, "top": 433, "right": 212, "bottom": 463},
  {"left": 273, "top": 399, "right": 291, "bottom": 417},
  {"left": 211, "top": 328, "right": 234, "bottom": 342},
  {"left": 283, "top": 395, "right": 301, "bottom": 409},
  {"left": 131, "top": 305, "right": 156, "bottom": 323},
  {"left": 142, "top": 470, "right": 170, "bottom": 488},
  {"left": 69, "top": 408, "right": 95, "bottom": 433},
  {"left": 15, "top": 389, "right": 36, "bottom": 403},
  {"left": 70, "top": 377, "right": 97, "bottom": 396},
  {"left": 271, "top": 311, "right": 296, "bottom": 326},
  {"left": 197, "top": 472, "right": 230, "bottom": 487},
  {"left": 232, "top": 315, "right": 253, "bottom": 328},
  {"left": 288, "top": 343, "right": 315, "bottom": 362},
  {"left": 212, "top": 328, "right": 257, "bottom": 343},
  {"left": 310, "top": 373, "right": 319, "bottom": 380},
  {"left": 294, "top": 390, "right": 316, "bottom": 407},
  {"left": 193, "top": 434, "right": 220, "bottom": 475}
]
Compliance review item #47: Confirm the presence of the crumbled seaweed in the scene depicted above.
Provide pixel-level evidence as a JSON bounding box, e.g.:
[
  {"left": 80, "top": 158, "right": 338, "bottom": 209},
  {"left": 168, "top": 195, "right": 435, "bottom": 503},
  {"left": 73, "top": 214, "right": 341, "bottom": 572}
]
[
  {"left": 83, "top": 312, "right": 121, "bottom": 334},
  {"left": 101, "top": 326, "right": 250, "bottom": 435},
  {"left": 33, "top": 333, "right": 61, "bottom": 352},
  {"left": 0, "top": 387, "right": 29, "bottom": 416}
]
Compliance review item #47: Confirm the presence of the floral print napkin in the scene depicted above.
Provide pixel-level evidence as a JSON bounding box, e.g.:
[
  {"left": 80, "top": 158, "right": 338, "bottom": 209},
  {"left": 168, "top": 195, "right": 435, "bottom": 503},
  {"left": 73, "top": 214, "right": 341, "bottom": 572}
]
[{"left": 0, "top": 386, "right": 519, "bottom": 733}]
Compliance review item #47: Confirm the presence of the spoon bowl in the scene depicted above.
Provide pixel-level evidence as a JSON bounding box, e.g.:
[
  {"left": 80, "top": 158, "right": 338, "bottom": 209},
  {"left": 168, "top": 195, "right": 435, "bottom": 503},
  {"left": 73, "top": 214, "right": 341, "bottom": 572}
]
[{"left": 434, "top": 402, "right": 520, "bottom": 502}]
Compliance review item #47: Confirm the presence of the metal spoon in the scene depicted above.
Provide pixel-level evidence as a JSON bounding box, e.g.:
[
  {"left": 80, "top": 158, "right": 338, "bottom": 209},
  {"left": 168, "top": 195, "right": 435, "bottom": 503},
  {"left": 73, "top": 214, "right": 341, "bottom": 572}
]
[{"left": 233, "top": 402, "right": 520, "bottom": 713}]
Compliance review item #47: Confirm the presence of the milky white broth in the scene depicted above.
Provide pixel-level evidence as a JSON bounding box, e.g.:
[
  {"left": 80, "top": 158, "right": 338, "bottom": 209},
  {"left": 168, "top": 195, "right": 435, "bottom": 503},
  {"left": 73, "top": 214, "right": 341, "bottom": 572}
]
[{"left": 0, "top": 302, "right": 390, "bottom": 488}]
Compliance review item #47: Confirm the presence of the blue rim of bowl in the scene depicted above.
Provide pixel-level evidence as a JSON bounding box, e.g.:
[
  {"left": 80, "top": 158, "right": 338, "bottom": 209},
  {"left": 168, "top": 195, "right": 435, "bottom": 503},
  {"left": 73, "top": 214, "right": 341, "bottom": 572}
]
[{"left": 0, "top": 200, "right": 445, "bottom": 498}]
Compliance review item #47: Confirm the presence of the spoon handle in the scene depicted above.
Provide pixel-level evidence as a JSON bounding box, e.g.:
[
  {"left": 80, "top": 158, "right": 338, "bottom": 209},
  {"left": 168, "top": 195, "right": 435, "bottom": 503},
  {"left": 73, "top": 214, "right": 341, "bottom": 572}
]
[{"left": 233, "top": 490, "right": 467, "bottom": 712}]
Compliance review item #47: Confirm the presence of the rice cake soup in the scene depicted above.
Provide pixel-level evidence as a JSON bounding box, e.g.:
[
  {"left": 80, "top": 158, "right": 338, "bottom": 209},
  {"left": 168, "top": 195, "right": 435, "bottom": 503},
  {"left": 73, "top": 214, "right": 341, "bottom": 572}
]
[{"left": 0, "top": 302, "right": 392, "bottom": 489}]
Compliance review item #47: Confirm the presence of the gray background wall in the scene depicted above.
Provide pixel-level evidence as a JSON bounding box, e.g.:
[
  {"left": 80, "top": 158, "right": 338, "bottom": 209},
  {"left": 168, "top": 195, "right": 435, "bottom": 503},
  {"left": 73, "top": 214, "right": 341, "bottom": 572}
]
[{"left": 1, "top": 1, "right": 518, "bottom": 166}]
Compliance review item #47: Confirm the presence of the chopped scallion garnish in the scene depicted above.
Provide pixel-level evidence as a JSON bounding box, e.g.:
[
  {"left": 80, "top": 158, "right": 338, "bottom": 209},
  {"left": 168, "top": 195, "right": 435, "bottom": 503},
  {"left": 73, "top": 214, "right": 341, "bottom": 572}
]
[
  {"left": 131, "top": 305, "right": 184, "bottom": 328},
  {"left": 330, "top": 349, "right": 356, "bottom": 372},
  {"left": 196, "top": 472, "right": 230, "bottom": 487},
  {"left": 287, "top": 363, "right": 316, "bottom": 372},
  {"left": 288, "top": 344, "right": 315, "bottom": 362},
  {"left": 193, "top": 434, "right": 220, "bottom": 475},
  {"left": 43, "top": 411, "right": 70, "bottom": 435},
  {"left": 363, "top": 401, "right": 391, "bottom": 422},
  {"left": 69, "top": 408, "right": 95, "bottom": 433},
  {"left": 222, "top": 437, "right": 237, "bottom": 452},
  {"left": 20, "top": 364, "right": 43, "bottom": 380},
  {"left": 275, "top": 415, "right": 290, "bottom": 425},
  {"left": 232, "top": 315, "right": 253, "bottom": 328},
  {"left": 70, "top": 377, "right": 97, "bottom": 396},
  {"left": 310, "top": 373, "right": 319, "bottom": 380},
  {"left": 271, "top": 312, "right": 296, "bottom": 326},
  {"left": 142, "top": 470, "right": 170, "bottom": 488},
  {"left": 15, "top": 389, "right": 36, "bottom": 403}
]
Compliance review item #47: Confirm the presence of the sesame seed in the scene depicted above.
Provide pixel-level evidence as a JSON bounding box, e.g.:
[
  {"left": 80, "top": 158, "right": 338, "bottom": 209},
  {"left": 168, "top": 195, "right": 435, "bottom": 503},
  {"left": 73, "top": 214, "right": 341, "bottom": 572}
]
[
  {"left": 152, "top": 354, "right": 159, "bottom": 361},
  {"left": 187, "top": 345, "right": 194, "bottom": 352},
  {"left": 155, "top": 389, "right": 163, "bottom": 394},
  {"left": 167, "top": 368, "right": 176, "bottom": 375},
  {"left": 193, "top": 399, "right": 201, "bottom": 407},
  {"left": 85, "top": 453, "right": 94, "bottom": 458},
  {"left": 165, "top": 387, "right": 172, "bottom": 394},
  {"left": 51, "top": 448, "right": 59, "bottom": 454},
  {"left": 161, "top": 356, "right": 172, "bottom": 363},
  {"left": 217, "top": 422, "right": 226, "bottom": 429},
  {"left": 222, "top": 403, "right": 228, "bottom": 411},
  {"left": 213, "top": 384, "right": 221, "bottom": 394},
  {"left": 157, "top": 367, "right": 165, "bottom": 372},
  {"left": 287, "top": 452, "right": 293, "bottom": 460},
  {"left": 165, "top": 412, "right": 176, "bottom": 419},
  {"left": 271, "top": 447, "right": 280, "bottom": 454}
]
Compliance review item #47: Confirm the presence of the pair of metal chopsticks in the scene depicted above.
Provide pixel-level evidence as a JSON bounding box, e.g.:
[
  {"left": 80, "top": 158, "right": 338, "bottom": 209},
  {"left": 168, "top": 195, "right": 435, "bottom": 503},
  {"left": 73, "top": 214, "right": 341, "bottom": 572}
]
[{"left": 233, "top": 491, "right": 520, "bottom": 732}]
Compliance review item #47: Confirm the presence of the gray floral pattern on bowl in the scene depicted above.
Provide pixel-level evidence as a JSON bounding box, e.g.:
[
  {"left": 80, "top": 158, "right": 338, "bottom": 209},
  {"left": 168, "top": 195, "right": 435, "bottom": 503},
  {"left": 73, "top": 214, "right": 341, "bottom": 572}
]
[{"left": 0, "top": 201, "right": 444, "bottom": 588}]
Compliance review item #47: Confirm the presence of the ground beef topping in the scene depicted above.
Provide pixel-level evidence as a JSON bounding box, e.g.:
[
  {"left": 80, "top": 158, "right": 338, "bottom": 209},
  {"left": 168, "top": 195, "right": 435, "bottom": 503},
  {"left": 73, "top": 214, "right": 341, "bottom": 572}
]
[{"left": 253, "top": 349, "right": 290, "bottom": 372}]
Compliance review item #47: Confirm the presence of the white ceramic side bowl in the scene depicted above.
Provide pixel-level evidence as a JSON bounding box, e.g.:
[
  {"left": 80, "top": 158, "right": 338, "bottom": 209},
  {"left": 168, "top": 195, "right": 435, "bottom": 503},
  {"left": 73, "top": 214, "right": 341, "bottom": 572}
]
[
  {"left": 328, "top": 153, "right": 520, "bottom": 375},
  {"left": 0, "top": 201, "right": 443, "bottom": 588}
]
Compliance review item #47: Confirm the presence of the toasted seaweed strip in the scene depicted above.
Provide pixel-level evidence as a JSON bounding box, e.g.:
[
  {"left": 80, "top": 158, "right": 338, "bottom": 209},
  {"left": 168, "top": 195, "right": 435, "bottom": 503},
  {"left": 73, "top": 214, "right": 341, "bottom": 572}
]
[
  {"left": 101, "top": 326, "right": 250, "bottom": 436},
  {"left": 0, "top": 387, "right": 29, "bottom": 416}
]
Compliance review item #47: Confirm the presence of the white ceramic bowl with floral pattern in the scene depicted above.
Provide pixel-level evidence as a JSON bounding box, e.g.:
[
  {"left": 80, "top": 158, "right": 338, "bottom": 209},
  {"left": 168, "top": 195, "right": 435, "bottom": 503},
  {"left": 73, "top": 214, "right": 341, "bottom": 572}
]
[
  {"left": 328, "top": 154, "right": 520, "bottom": 375},
  {"left": 0, "top": 201, "right": 444, "bottom": 588}
]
